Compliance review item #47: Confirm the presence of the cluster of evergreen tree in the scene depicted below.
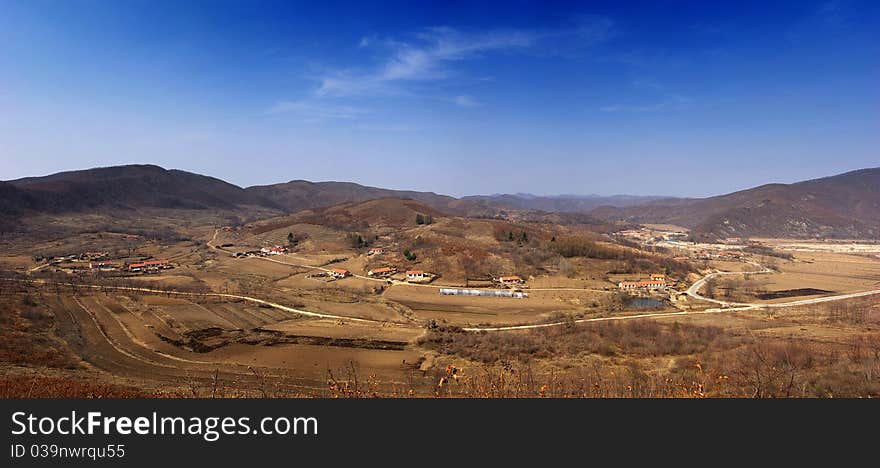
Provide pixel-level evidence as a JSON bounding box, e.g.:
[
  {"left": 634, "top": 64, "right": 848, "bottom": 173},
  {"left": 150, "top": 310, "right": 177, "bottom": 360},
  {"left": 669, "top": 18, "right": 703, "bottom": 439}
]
[{"left": 506, "top": 231, "right": 529, "bottom": 242}]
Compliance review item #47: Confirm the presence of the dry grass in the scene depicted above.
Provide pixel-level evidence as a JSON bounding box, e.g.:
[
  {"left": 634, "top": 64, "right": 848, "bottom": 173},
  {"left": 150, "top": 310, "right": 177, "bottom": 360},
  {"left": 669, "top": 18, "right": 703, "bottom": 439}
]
[
  {"left": 417, "top": 318, "right": 880, "bottom": 398},
  {"left": 418, "top": 321, "right": 733, "bottom": 363},
  {"left": 0, "top": 374, "right": 156, "bottom": 398},
  {"left": 0, "top": 294, "right": 79, "bottom": 368}
]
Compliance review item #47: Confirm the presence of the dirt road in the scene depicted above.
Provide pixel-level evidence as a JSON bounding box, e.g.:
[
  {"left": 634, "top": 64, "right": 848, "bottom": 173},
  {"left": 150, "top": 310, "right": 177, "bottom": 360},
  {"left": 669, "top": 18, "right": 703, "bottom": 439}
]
[{"left": 472, "top": 263, "right": 880, "bottom": 332}]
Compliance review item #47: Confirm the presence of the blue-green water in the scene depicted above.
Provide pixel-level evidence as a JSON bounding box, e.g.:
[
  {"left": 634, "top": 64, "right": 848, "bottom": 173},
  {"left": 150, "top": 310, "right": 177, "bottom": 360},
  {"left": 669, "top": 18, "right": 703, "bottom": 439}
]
[{"left": 626, "top": 298, "right": 666, "bottom": 309}]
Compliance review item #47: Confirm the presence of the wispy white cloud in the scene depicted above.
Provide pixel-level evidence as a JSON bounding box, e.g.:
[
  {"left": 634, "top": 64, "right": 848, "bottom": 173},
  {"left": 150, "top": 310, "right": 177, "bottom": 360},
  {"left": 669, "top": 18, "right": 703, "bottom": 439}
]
[
  {"left": 600, "top": 94, "right": 691, "bottom": 113},
  {"left": 315, "top": 17, "right": 615, "bottom": 98},
  {"left": 266, "top": 100, "right": 366, "bottom": 121},
  {"left": 316, "top": 27, "right": 537, "bottom": 97},
  {"left": 267, "top": 17, "right": 615, "bottom": 120}
]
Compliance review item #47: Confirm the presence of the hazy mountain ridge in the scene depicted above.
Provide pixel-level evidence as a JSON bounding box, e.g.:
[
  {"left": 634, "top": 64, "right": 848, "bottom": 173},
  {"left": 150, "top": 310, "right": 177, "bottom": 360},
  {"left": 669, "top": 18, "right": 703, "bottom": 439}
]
[
  {"left": 2, "top": 164, "right": 877, "bottom": 239},
  {"left": 8, "top": 164, "right": 279, "bottom": 212},
  {"left": 591, "top": 168, "right": 880, "bottom": 239},
  {"left": 245, "top": 180, "right": 461, "bottom": 214},
  {"left": 462, "top": 193, "right": 671, "bottom": 213}
]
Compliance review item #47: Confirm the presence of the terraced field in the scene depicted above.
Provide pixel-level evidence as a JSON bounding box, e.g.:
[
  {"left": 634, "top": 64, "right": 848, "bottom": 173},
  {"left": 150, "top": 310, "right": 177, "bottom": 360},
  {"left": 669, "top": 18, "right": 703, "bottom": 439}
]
[{"left": 45, "top": 292, "right": 429, "bottom": 395}]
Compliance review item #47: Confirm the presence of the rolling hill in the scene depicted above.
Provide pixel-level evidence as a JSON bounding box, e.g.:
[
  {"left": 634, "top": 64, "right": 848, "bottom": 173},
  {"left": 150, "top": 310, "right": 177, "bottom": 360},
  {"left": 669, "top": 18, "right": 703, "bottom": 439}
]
[
  {"left": 462, "top": 193, "right": 670, "bottom": 213},
  {"left": 245, "top": 180, "right": 461, "bottom": 214},
  {"left": 3, "top": 164, "right": 877, "bottom": 240},
  {"left": 8, "top": 164, "right": 277, "bottom": 212},
  {"left": 591, "top": 168, "right": 880, "bottom": 240},
  {"left": 294, "top": 198, "right": 447, "bottom": 229}
]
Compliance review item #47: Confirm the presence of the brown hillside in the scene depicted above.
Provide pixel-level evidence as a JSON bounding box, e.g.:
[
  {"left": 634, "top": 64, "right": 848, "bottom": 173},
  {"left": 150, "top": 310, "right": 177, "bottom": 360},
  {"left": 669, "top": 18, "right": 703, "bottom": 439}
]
[
  {"left": 591, "top": 168, "right": 880, "bottom": 239},
  {"left": 298, "top": 198, "right": 446, "bottom": 229}
]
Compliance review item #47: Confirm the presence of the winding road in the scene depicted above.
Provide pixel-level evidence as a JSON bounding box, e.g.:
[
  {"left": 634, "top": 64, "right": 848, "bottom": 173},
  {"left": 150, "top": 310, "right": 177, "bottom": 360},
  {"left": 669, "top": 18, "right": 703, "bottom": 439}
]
[
  {"left": 13, "top": 230, "right": 874, "bottom": 335},
  {"left": 206, "top": 229, "right": 880, "bottom": 330},
  {"left": 10, "top": 256, "right": 880, "bottom": 334},
  {"left": 466, "top": 261, "right": 880, "bottom": 331}
]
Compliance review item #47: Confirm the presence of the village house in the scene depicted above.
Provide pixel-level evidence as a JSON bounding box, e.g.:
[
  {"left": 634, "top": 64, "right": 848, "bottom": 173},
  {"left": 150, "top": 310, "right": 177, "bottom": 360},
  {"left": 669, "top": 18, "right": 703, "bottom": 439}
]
[
  {"left": 260, "top": 246, "right": 286, "bottom": 255},
  {"left": 618, "top": 280, "right": 667, "bottom": 291},
  {"left": 129, "top": 260, "right": 172, "bottom": 272},
  {"left": 367, "top": 266, "right": 396, "bottom": 277},
  {"left": 330, "top": 268, "right": 351, "bottom": 279},
  {"left": 406, "top": 270, "right": 426, "bottom": 281},
  {"left": 89, "top": 261, "right": 116, "bottom": 271},
  {"left": 650, "top": 274, "right": 666, "bottom": 282},
  {"left": 497, "top": 275, "right": 524, "bottom": 285}
]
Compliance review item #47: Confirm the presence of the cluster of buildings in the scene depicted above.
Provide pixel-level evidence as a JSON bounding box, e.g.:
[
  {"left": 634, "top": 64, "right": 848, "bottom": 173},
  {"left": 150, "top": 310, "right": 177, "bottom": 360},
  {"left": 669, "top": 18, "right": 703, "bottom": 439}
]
[
  {"left": 440, "top": 288, "right": 528, "bottom": 299},
  {"left": 363, "top": 267, "right": 435, "bottom": 282},
  {"left": 406, "top": 270, "right": 429, "bottom": 282},
  {"left": 128, "top": 260, "right": 173, "bottom": 273},
  {"left": 88, "top": 261, "right": 117, "bottom": 271},
  {"left": 618, "top": 274, "right": 668, "bottom": 292},
  {"left": 614, "top": 228, "right": 688, "bottom": 245},
  {"left": 35, "top": 250, "right": 176, "bottom": 275},
  {"left": 330, "top": 268, "right": 351, "bottom": 279},
  {"left": 697, "top": 250, "right": 744, "bottom": 260},
  {"left": 232, "top": 246, "right": 288, "bottom": 258},
  {"left": 261, "top": 246, "right": 287, "bottom": 255},
  {"left": 37, "top": 251, "right": 111, "bottom": 264},
  {"left": 83, "top": 258, "right": 174, "bottom": 273},
  {"left": 495, "top": 275, "right": 524, "bottom": 286},
  {"left": 367, "top": 266, "right": 397, "bottom": 277}
]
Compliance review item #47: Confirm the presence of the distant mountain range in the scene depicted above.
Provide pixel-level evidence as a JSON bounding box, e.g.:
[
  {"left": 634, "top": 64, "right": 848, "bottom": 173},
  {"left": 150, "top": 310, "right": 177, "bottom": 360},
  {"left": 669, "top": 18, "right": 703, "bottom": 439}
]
[
  {"left": 2, "top": 164, "right": 878, "bottom": 239},
  {"left": 592, "top": 168, "right": 880, "bottom": 240},
  {"left": 246, "top": 180, "right": 460, "bottom": 214},
  {"left": 462, "top": 193, "right": 671, "bottom": 213},
  {"left": 6, "top": 164, "right": 273, "bottom": 212}
]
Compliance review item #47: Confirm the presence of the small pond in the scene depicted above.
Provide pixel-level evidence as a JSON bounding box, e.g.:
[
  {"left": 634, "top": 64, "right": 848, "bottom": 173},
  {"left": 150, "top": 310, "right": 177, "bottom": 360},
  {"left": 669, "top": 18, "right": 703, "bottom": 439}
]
[{"left": 625, "top": 297, "right": 666, "bottom": 309}]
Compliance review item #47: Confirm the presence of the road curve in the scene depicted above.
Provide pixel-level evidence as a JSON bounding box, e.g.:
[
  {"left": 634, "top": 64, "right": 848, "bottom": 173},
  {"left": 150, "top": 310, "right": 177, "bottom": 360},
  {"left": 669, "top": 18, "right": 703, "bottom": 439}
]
[
  {"left": 6, "top": 278, "right": 384, "bottom": 325},
  {"left": 686, "top": 262, "right": 773, "bottom": 307},
  {"left": 11, "top": 255, "right": 879, "bottom": 334},
  {"left": 466, "top": 262, "right": 880, "bottom": 332},
  {"left": 208, "top": 228, "right": 611, "bottom": 292}
]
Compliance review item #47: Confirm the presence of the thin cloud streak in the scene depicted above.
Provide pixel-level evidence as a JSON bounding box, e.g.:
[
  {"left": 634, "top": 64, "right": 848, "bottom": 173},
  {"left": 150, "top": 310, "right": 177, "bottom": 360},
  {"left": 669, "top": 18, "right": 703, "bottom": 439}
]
[
  {"left": 266, "top": 100, "right": 367, "bottom": 121},
  {"left": 315, "top": 17, "right": 615, "bottom": 98},
  {"left": 600, "top": 94, "right": 692, "bottom": 113}
]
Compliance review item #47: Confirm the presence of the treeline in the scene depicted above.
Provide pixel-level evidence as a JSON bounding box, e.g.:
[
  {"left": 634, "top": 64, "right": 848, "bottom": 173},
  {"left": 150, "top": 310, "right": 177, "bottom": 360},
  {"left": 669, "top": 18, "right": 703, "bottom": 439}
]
[
  {"left": 419, "top": 321, "right": 730, "bottom": 363},
  {"left": 418, "top": 320, "right": 880, "bottom": 398},
  {"left": 548, "top": 236, "right": 625, "bottom": 259},
  {"left": 547, "top": 235, "right": 693, "bottom": 276},
  {"left": 743, "top": 245, "right": 794, "bottom": 259}
]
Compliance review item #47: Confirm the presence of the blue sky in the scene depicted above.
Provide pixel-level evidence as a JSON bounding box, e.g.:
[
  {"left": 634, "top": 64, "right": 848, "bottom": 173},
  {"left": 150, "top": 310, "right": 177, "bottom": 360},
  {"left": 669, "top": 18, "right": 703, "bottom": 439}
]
[{"left": 1, "top": 0, "right": 877, "bottom": 197}]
